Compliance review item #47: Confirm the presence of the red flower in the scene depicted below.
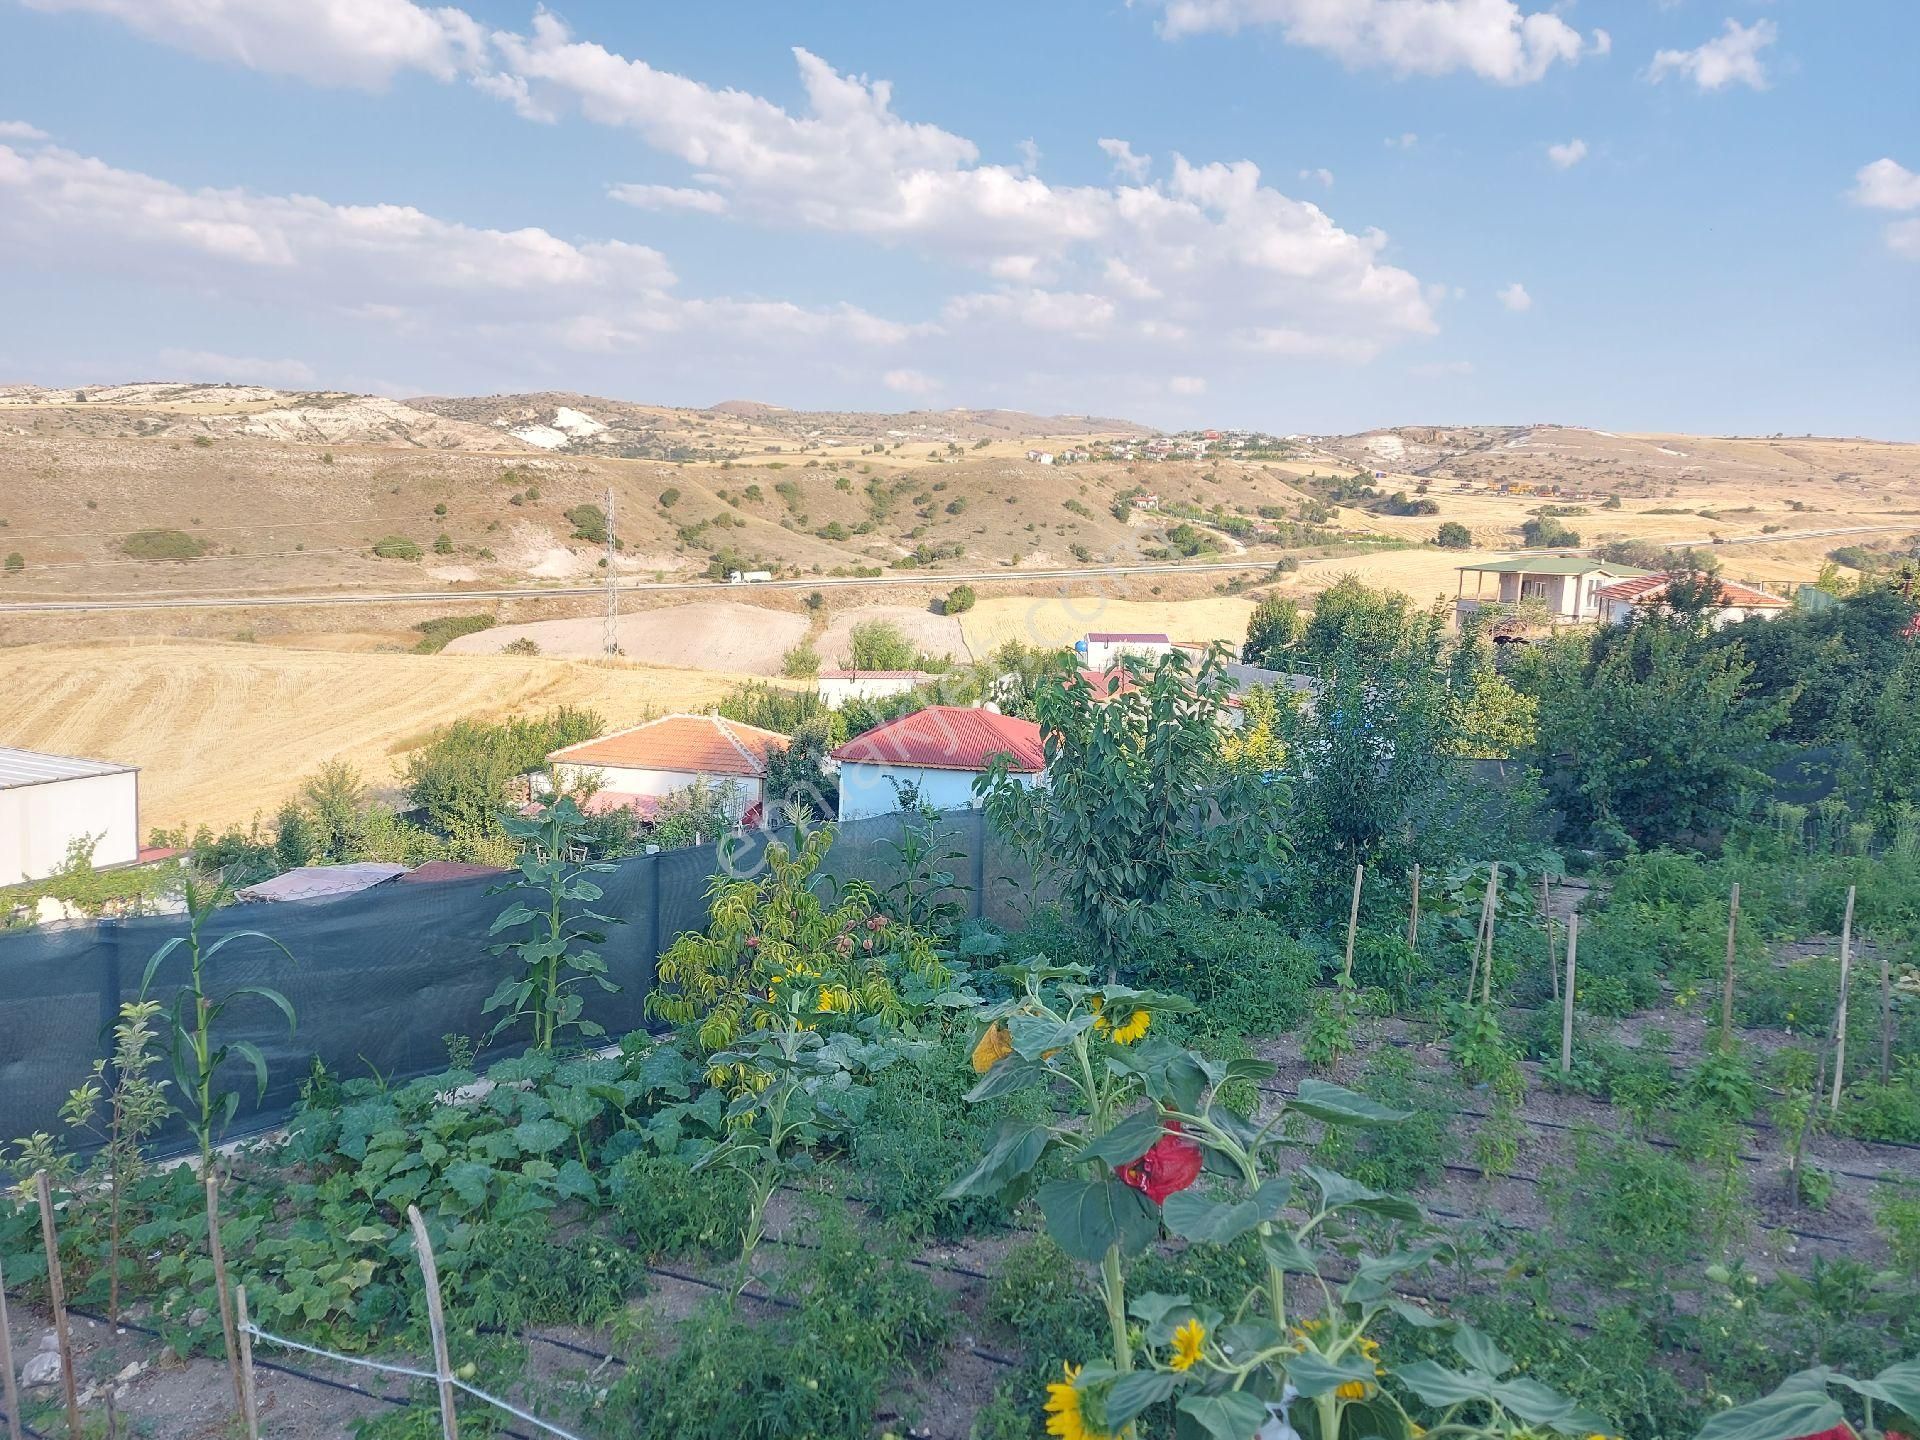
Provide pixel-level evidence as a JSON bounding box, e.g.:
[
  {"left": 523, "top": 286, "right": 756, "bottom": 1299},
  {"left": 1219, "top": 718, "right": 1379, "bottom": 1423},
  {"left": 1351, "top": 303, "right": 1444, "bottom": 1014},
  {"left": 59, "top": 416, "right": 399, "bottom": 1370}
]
[{"left": 1117, "top": 1121, "right": 1203, "bottom": 1205}]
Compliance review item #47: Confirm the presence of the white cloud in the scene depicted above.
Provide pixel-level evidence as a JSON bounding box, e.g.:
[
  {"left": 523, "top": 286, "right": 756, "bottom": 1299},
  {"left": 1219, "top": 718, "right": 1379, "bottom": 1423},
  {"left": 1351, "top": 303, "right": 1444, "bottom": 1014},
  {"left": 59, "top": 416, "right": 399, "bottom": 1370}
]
[
  {"left": 1017, "top": 138, "right": 1042, "bottom": 173},
  {"left": 1386, "top": 132, "right": 1419, "bottom": 149},
  {"left": 608, "top": 182, "right": 729, "bottom": 215},
  {"left": 1498, "top": 282, "right": 1532, "bottom": 312},
  {"left": 1887, "top": 219, "right": 1920, "bottom": 262},
  {"left": 1299, "top": 167, "right": 1334, "bottom": 187},
  {"left": 20, "top": 0, "right": 486, "bottom": 88},
  {"left": 1649, "top": 19, "right": 1776, "bottom": 92},
  {"left": 1169, "top": 375, "right": 1207, "bottom": 395},
  {"left": 1547, "top": 138, "right": 1588, "bottom": 169},
  {"left": 1154, "top": 0, "right": 1601, "bottom": 85},
  {"left": 882, "top": 368, "right": 938, "bottom": 395},
  {"left": 0, "top": 121, "right": 48, "bottom": 141},
  {"left": 0, "top": 139, "right": 906, "bottom": 365},
  {"left": 1098, "top": 137, "right": 1152, "bottom": 182},
  {"left": 1852, "top": 158, "right": 1920, "bottom": 213},
  {"left": 158, "top": 348, "right": 318, "bottom": 387}
]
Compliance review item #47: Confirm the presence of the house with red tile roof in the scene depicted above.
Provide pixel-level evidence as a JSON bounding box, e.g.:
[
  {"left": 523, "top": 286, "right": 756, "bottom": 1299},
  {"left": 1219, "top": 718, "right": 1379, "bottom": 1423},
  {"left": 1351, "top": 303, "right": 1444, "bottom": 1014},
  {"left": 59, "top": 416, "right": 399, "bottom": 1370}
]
[
  {"left": 830, "top": 705, "right": 1046, "bottom": 820},
  {"left": 1594, "top": 573, "right": 1790, "bottom": 629},
  {"left": 547, "top": 714, "right": 789, "bottom": 826}
]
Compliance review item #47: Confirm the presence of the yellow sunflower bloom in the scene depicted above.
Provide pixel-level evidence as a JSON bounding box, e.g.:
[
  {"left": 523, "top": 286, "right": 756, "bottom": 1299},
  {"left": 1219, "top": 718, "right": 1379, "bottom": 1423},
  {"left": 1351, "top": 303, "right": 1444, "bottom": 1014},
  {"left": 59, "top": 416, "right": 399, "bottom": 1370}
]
[
  {"left": 1336, "top": 1380, "right": 1372, "bottom": 1401},
  {"left": 1043, "top": 1363, "right": 1115, "bottom": 1440},
  {"left": 1109, "top": 1008, "right": 1151, "bottom": 1045},
  {"left": 1169, "top": 1319, "right": 1206, "bottom": 1372},
  {"left": 971, "top": 1022, "right": 1014, "bottom": 1073}
]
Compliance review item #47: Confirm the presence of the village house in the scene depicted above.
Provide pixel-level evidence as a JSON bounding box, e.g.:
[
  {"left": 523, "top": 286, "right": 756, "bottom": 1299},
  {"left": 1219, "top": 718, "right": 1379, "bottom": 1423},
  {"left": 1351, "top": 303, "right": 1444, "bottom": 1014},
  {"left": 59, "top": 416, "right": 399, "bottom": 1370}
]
[
  {"left": 0, "top": 746, "right": 141, "bottom": 887},
  {"left": 546, "top": 714, "right": 789, "bottom": 826},
  {"left": 1453, "top": 556, "right": 1654, "bottom": 627},
  {"left": 830, "top": 706, "right": 1046, "bottom": 820},
  {"left": 816, "top": 669, "right": 932, "bottom": 710},
  {"left": 1595, "top": 573, "right": 1791, "bottom": 628},
  {"left": 1081, "top": 631, "right": 1173, "bottom": 669}
]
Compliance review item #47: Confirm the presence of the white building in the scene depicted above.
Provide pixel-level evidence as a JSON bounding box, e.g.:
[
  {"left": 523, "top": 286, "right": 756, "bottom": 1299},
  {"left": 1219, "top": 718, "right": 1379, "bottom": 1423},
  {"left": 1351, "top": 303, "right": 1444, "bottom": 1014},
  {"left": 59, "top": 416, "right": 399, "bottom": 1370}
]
[
  {"left": 816, "top": 669, "right": 932, "bottom": 711},
  {"left": 1081, "top": 632, "right": 1173, "bottom": 670},
  {"left": 1594, "top": 573, "right": 1791, "bottom": 629},
  {"left": 831, "top": 706, "right": 1046, "bottom": 820},
  {"left": 1452, "top": 557, "right": 1654, "bottom": 627},
  {"left": 1025, "top": 449, "right": 1055, "bottom": 465},
  {"left": 547, "top": 714, "right": 789, "bottom": 827},
  {"left": 0, "top": 747, "right": 140, "bottom": 887}
]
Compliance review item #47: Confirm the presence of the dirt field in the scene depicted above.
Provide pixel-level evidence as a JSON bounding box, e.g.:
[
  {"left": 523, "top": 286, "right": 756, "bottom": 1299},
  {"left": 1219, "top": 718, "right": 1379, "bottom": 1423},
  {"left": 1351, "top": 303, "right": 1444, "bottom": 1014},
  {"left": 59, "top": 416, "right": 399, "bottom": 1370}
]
[
  {"left": 0, "top": 640, "right": 763, "bottom": 831},
  {"left": 958, "top": 594, "right": 1258, "bottom": 652},
  {"left": 443, "top": 601, "right": 812, "bottom": 673}
]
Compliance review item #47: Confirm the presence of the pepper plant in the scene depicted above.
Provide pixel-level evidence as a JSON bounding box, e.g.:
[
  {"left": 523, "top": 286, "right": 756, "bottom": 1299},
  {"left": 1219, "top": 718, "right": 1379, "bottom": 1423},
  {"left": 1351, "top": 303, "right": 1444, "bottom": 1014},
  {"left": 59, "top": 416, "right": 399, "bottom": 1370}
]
[
  {"left": 949, "top": 960, "right": 1612, "bottom": 1440},
  {"left": 486, "top": 794, "right": 621, "bottom": 1050}
]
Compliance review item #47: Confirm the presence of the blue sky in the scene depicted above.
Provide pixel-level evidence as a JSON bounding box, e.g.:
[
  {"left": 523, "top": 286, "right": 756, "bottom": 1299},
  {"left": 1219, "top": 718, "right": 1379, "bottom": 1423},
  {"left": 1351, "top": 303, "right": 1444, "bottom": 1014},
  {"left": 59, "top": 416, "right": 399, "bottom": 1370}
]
[{"left": 0, "top": 0, "right": 1914, "bottom": 437}]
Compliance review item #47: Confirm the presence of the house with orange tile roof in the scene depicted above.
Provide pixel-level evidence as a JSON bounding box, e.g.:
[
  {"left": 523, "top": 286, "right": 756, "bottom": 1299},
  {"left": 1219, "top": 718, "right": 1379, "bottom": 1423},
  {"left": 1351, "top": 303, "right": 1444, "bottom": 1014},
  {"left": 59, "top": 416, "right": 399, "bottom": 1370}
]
[
  {"left": 1594, "top": 572, "right": 1790, "bottom": 629},
  {"left": 830, "top": 705, "right": 1046, "bottom": 820},
  {"left": 547, "top": 714, "right": 789, "bottom": 826}
]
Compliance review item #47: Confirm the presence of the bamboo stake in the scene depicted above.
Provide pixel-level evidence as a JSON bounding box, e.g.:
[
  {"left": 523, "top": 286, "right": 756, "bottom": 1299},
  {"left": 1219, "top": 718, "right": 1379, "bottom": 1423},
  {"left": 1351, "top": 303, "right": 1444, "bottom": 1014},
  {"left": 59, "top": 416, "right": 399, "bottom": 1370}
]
[
  {"left": 33, "top": 1172, "right": 81, "bottom": 1440},
  {"left": 1829, "top": 886, "right": 1856, "bottom": 1114},
  {"left": 1407, "top": 863, "right": 1421, "bottom": 948},
  {"left": 1720, "top": 882, "right": 1741, "bottom": 1049},
  {"left": 408, "top": 1205, "right": 459, "bottom": 1440},
  {"left": 1467, "top": 864, "right": 1497, "bottom": 1004},
  {"left": 1481, "top": 863, "right": 1501, "bottom": 1006},
  {"left": 1343, "top": 864, "right": 1364, "bottom": 982},
  {"left": 206, "top": 1174, "right": 246, "bottom": 1417},
  {"left": 1544, "top": 874, "right": 1559, "bottom": 1006},
  {"left": 235, "top": 1285, "right": 261, "bottom": 1440},
  {"left": 0, "top": 1247, "right": 23, "bottom": 1440},
  {"left": 1561, "top": 913, "right": 1579, "bottom": 1077}
]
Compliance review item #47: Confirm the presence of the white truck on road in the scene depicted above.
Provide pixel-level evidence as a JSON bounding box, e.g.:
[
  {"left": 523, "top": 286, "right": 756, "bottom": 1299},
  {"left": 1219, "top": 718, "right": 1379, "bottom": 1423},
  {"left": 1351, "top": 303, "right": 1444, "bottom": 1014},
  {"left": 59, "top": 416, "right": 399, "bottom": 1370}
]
[{"left": 728, "top": 569, "right": 775, "bottom": 585}]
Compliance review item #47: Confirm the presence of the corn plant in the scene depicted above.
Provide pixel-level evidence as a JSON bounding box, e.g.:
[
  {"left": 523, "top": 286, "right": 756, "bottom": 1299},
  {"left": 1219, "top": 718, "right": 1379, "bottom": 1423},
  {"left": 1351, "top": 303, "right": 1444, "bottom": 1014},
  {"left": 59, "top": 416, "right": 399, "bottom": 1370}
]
[
  {"left": 486, "top": 794, "right": 621, "bottom": 1050},
  {"left": 139, "top": 877, "right": 295, "bottom": 1165}
]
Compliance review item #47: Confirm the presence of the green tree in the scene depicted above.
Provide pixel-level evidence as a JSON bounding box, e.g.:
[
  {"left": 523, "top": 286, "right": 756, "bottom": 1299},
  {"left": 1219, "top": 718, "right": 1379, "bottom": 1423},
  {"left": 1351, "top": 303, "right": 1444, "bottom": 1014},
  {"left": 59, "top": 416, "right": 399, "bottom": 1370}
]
[
  {"left": 300, "top": 760, "right": 368, "bottom": 861},
  {"left": 1435, "top": 521, "right": 1473, "bottom": 549},
  {"left": 1242, "top": 596, "right": 1304, "bottom": 667},
  {"left": 1299, "top": 575, "right": 1421, "bottom": 671},
  {"left": 1528, "top": 621, "right": 1791, "bottom": 848},
  {"left": 981, "top": 649, "right": 1287, "bottom": 977},
  {"left": 272, "top": 800, "right": 316, "bottom": 869},
  {"left": 1520, "top": 517, "right": 1580, "bottom": 549},
  {"left": 402, "top": 708, "right": 601, "bottom": 838},
  {"left": 763, "top": 716, "right": 838, "bottom": 823},
  {"left": 5, "top": 551, "right": 24, "bottom": 571},
  {"left": 782, "top": 640, "right": 822, "bottom": 678},
  {"left": 847, "top": 619, "right": 916, "bottom": 670},
  {"left": 943, "top": 584, "right": 976, "bottom": 615}
]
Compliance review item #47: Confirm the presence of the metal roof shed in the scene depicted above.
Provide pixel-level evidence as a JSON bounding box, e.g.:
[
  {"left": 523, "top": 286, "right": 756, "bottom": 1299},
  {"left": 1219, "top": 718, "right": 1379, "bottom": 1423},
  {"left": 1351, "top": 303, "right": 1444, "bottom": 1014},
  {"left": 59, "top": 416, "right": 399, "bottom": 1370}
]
[{"left": 0, "top": 746, "right": 140, "bottom": 887}]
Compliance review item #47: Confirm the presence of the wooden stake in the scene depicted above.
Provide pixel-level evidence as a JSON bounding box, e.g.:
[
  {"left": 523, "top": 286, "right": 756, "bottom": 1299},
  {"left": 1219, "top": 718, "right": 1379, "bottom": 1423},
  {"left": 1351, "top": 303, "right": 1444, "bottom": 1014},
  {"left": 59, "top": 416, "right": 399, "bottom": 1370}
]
[
  {"left": 1343, "top": 864, "right": 1364, "bottom": 982},
  {"left": 1467, "top": 864, "right": 1497, "bottom": 1004},
  {"left": 235, "top": 1285, "right": 261, "bottom": 1440},
  {"left": 408, "top": 1205, "right": 459, "bottom": 1440},
  {"left": 1481, "top": 863, "right": 1501, "bottom": 1006},
  {"left": 1720, "top": 882, "right": 1741, "bottom": 1049},
  {"left": 1881, "top": 942, "right": 1895, "bottom": 1085},
  {"left": 1407, "top": 863, "right": 1421, "bottom": 949},
  {"left": 1544, "top": 875, "right": 1559, "bottom": 1006},
  {"left": 33, "top": 1172, "right": 81, "bottom": 1440},
  {"left": 1829, "top": 886, "right": 1856, "bottom": 1114},
  {"left": 206, "top": 1174, "right": 246, "bottom": 1417},
  {"left": 1561, "top": 913, "right": 1579, "bottom": 1077},
  {"left": 0, "top": 1247, "right": 24, "bottom": 1440}
]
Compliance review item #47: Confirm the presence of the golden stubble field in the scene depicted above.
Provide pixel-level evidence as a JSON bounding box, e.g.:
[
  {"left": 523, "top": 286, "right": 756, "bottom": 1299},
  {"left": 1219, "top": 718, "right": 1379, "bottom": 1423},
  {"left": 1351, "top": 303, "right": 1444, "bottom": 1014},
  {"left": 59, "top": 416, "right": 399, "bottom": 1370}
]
[{"left": 0, "top": 640, "right": 771, "bottom": 832}]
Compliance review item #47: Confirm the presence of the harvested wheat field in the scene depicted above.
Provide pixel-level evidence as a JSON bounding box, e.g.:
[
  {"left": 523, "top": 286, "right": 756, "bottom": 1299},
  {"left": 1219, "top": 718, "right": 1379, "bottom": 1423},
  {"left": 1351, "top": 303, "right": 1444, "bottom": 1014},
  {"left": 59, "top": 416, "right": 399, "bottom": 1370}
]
[
  {"left": 959, "top": 594, "right": 1257, "bottom": 653},
  {"left": 0, "top": 640, "right": 764, "bottom": 831},
  {"left": 816, "top": 605, "right": 970, "bottom": 666},
  {"left": 444, "top": 601, "right": 810, "bottom": 673}
]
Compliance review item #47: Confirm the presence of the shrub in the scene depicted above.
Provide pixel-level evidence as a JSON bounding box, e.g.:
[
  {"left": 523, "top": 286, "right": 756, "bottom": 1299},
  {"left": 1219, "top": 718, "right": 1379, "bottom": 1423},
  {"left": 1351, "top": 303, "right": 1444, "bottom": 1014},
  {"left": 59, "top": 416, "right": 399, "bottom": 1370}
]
[
  {"left": 1521, "top": 517, "right": 1580, "bottom": 548},
  {"left": 3, "top": 552, "right": 21, "bottom": 572},
  {"left": 502, "top": 637, "right": 540, "bottom": 656},
  {"left": 411, "top": 614, "right": 494, "bottom": 654},
  {"left": 445, "top": 1214, "right": 639, "bottom": 1329},
  {"left": 1129, "top": 902, "right": 1326, "bottom": 1037},
  {"left": 846, "top": 619, "right": 916, "bottom": 671},
  {"left": 371, "top": 535, "right": 423, "bottom": 560},
  {"left": 1435, "top": 521, "right": 1474, "bottom": 549},
  {"left": 121, "top": 528, "right": 208, "bottom": 561},
  {"left": 566, "top": 504, "right": 609, "bottom": 543},
  {"left": 658, "top": 487, "right": 681, "bottom": 508},
  {"left": 943, "top": 583, "right": 976, "bottom": 615},
  {"left": 432, "top": 533, "right": 454, "bottom": 555},
  {"left": 781, "top": 640, "right": 821, "bottom": 678}
]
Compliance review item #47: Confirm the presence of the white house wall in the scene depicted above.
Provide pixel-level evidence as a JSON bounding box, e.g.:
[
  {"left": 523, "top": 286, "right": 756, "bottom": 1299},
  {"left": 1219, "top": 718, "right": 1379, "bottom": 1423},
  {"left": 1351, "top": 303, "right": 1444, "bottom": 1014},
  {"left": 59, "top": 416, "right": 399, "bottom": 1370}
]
[
  {"left": 836, "top": 762, "right": 1038, "bottom": 820},
  {"left": 554, "top": 762, "right": 757, "bottom": 821},
  {"left": 817, "top": 676, "right": 922, "bottom": 711},
  {"left": 0, "top": 770, "right": 139, "bottom": 887}
]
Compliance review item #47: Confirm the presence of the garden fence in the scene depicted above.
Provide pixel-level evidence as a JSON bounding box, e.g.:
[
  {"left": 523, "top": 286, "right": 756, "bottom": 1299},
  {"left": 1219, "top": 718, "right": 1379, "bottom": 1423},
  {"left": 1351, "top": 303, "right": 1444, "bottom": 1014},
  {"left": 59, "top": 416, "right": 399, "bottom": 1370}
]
[{"left": 0, "top": 807, "right": 1040, "bottom": 1158}]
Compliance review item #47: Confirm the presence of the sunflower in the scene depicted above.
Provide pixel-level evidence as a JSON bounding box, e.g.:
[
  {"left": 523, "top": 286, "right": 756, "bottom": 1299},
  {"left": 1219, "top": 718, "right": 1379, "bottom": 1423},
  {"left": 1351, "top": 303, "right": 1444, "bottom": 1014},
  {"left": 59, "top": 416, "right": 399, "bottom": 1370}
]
[
  {"left": 1169, "top": 1319, "right": 1206, "bottom": 1372},
  {"left": 1043, "top": 1364, "right": 1115, "bottom": 1440},
  {"left": 1109, "top": 1008, "right": 1151, "bottom": 1045},
  {"left": 971, "top": 1021, "right": 1014, "bottom": 1073},
  {"left": 1335, "top": 1380, "right": 1373, "bottom": 1401}
]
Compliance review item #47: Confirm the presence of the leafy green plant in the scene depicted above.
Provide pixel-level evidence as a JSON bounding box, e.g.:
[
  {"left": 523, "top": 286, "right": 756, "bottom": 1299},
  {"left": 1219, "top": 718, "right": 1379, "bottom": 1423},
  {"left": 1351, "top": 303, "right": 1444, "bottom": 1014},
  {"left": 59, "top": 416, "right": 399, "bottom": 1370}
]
[
  {"left": 138, "top": 878, "right": 296, "bottom": 1164},
  {"left": 484, "top": 794, "right": 622, "bottom": 1050},
  {"left": 1875, "top": 1183, "right": 1920, "bottom": 1279},
  {"left": 610, "top": 1153, "right": 749, "bottom": 1260},
  {"left": 1695, "top": 1359, "right": 1920, "bottom": 1440}
]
